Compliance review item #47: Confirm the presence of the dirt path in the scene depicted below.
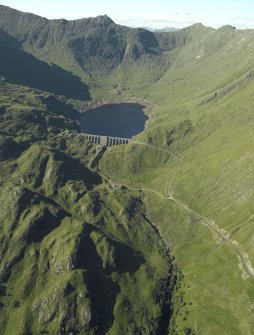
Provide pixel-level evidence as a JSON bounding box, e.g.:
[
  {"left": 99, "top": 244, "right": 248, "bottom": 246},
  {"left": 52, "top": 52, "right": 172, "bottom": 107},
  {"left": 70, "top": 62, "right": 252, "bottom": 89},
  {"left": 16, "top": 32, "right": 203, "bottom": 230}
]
[{"left": 104, "top": 140, "right": 254, "bottom": 279}]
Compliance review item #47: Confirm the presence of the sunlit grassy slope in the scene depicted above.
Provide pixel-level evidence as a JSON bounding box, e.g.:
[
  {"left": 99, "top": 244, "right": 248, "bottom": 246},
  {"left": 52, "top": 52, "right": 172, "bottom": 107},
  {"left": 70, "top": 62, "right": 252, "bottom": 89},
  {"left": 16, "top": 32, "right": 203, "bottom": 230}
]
[
  {"left": 1, "top": 4, "right": 254, "bottom": 334},
  {"left": 100, "top": 26, "right": 254, "bottom": 335}
]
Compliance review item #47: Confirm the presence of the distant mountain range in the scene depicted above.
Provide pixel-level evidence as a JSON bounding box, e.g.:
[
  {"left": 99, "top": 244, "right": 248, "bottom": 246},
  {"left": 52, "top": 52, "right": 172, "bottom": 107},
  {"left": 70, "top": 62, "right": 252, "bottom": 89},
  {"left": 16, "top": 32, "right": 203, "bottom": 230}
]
[
  {"left": 141, "top": 26, "right": 180, "bottom": 32},
  {"left": 0, "top": 4, "right": 210, "bottom": 98}
]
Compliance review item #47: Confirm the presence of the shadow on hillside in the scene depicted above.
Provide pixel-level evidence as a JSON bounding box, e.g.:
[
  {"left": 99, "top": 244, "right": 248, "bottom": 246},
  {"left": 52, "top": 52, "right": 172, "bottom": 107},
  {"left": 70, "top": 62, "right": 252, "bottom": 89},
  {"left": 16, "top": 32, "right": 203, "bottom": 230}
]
[
  {"left": 0, "top": 29, "right": 90, "bottom": 100},
  {"left": 75, "top": 224, "right": 144, "bottom": 335}
]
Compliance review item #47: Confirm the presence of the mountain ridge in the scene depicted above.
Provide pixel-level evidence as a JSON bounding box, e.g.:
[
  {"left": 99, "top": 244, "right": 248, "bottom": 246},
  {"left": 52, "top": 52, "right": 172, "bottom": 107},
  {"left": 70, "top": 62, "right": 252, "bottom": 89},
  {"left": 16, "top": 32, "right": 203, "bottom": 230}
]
[{"left": 0, "top": 4, "right": 237, "bottom": 97}]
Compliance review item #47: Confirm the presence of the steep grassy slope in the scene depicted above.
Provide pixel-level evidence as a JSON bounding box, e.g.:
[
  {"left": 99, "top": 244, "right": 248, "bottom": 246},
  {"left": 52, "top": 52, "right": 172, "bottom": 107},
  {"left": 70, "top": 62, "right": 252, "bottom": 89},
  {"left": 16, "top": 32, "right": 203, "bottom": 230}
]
[
  {"left": 0, "top": 28, "right": 90, "bottom": 100},
  {"left": 0, "top": 80, "right": 177, "bottom": 335},
  {"left": 100, "top": 25, "right": 254, "bottom": 335},
  {"left": 0, "top": 5, "right": 202, "bottom": 97}
]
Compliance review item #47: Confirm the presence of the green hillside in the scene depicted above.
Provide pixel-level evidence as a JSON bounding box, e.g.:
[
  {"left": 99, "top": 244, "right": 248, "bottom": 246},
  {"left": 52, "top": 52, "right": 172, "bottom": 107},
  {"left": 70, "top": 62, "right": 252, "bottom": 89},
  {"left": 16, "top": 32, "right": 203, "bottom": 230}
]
[
  {"left": 0, "top": 4, "right": 254, "bottom": 335},
  {"left": 0, "top": 4, "right": 190, "bottom": 96},
  {"left": 0, "top": 80, "right": 175, "bottom": 335},
  {"left": 100, "top": 24, "right": 254, "bottom": 335}
]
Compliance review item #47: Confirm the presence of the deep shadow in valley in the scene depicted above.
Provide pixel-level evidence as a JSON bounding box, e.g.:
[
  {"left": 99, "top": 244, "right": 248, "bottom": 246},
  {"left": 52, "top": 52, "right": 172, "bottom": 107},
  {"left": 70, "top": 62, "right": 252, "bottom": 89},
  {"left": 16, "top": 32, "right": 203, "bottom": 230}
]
[{"left": 0, "top": 29, "right": 90, "bottom": 100}]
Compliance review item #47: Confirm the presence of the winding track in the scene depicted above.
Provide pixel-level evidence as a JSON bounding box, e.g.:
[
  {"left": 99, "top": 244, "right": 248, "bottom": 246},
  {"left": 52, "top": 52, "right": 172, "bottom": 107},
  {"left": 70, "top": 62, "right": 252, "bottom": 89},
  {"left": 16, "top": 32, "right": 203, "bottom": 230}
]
[
  {"left": 103, "top": 140, "right": 254, "bottom": 279},
  {"left": 3, "top": 138, "right": 253, "bottom": 278}
]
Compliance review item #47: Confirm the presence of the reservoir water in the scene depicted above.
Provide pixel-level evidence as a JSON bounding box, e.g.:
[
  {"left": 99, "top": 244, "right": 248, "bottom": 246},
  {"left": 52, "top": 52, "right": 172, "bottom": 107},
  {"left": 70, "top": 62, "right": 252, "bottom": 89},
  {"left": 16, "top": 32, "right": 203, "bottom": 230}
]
[{"left": 79, "top": 103, "right": 148, "bottom": 138}]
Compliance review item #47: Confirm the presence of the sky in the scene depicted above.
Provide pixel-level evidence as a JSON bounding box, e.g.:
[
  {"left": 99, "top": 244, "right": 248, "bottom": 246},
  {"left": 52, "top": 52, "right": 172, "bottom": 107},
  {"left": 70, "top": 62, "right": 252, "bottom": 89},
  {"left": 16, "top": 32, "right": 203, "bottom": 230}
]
[{"left": 0, "top": 0, "right": 254, "bottom": 29}]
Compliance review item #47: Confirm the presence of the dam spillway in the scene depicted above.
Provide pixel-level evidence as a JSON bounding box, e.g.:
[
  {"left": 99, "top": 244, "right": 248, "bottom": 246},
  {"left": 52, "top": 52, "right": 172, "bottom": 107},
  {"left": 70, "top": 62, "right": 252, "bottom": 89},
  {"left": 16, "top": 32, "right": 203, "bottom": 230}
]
[{"left": 79, "top": 133, "right": 130, "bottom": 147}]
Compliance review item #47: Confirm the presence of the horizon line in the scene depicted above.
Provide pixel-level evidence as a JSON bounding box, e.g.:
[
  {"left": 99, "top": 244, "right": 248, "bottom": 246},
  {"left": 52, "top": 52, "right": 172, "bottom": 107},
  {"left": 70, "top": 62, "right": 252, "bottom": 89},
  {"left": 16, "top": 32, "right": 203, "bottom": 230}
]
[{"left": 1, "top": 3, "right": 254, "bottom": 31}]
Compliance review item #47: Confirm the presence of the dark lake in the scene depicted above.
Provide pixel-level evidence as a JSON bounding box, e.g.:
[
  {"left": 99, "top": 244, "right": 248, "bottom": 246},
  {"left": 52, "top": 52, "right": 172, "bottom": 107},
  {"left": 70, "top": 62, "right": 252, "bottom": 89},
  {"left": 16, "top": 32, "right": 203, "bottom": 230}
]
[{"left": 79, "top": 103, "right": 148, "bottom": 138}]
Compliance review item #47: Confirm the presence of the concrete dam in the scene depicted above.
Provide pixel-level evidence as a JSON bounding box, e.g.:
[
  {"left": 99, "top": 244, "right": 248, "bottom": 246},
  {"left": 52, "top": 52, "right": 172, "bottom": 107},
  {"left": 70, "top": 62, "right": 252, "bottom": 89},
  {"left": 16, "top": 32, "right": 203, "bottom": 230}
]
[{"left": 80, "top": 133, "right": 130, "bottom": 147}]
